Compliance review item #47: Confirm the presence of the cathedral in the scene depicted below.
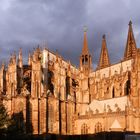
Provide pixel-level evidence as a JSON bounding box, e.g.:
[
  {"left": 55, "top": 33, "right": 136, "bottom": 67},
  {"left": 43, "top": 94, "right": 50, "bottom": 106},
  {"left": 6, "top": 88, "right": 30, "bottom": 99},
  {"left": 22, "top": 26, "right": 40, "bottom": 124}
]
[{"left": 0, "top": 21, "right": 140, "bottom": 135}]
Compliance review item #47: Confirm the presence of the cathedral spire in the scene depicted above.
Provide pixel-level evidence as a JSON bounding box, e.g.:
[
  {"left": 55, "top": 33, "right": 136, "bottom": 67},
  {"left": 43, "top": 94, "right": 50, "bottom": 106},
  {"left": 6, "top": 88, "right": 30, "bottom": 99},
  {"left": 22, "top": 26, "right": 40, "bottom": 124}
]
[
  {"left": 82, "top": 27, "right": 89, "bottom": 55},
  {"left": 97, "top": 34, "right": 110, "bottom": 69},
  {"left": 80, "top": 28, "right": 92, "bottom": 75},
  {"left": 124, "top": 21, "right": 137, "bottom": 60}
]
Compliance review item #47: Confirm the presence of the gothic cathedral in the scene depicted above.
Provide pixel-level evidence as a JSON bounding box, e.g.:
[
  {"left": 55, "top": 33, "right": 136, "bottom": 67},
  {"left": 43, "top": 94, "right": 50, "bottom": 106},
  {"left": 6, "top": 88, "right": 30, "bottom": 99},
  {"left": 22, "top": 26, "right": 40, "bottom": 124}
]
[{"left": 0, "top": 21, "right": 140, "bottom": 135}]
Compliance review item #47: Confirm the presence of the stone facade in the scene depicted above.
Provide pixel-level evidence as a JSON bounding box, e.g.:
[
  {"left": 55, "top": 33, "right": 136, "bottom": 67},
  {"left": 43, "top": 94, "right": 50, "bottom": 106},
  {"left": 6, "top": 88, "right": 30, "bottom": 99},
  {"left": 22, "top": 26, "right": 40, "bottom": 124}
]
[{"left": 0, "top": 21, "right": 140, "bottom": 135}]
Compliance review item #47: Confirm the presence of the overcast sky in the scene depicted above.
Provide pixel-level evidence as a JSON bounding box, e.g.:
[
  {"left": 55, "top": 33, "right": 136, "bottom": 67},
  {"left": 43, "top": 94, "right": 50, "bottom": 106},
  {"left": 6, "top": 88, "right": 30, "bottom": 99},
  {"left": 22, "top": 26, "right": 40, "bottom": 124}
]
[{"left": 0, "top": 0, "right": 140, "bottom": 68}]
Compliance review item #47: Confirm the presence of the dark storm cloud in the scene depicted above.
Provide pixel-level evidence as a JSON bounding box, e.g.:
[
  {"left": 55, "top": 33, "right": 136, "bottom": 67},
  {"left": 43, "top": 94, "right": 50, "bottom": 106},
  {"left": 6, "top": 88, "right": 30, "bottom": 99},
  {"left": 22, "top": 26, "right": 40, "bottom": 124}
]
[{"left": 0, "top": 0, "right": 140, "bottom": 68}]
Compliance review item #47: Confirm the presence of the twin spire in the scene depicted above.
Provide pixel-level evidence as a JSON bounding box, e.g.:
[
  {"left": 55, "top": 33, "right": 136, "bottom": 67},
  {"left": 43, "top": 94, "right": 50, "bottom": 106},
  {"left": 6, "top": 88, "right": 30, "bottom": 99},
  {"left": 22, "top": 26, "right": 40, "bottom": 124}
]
[
  {"left": 124, "top": 20, "right": 137, "bottom": 60},
  {"left": 82, "top": 27, "right": 89, "bottom": 55},
  {"left": 80, "top": 28, "right": 92, "bottom": 75},
  {"left": 97, "top": 34, "right": 110, "bottom": 69},
  {"left": 80, "top": 20, "right": 137, "bottom": 70},
  {"left": 81, "top": 29, "right": 110, "bottom": 70}
]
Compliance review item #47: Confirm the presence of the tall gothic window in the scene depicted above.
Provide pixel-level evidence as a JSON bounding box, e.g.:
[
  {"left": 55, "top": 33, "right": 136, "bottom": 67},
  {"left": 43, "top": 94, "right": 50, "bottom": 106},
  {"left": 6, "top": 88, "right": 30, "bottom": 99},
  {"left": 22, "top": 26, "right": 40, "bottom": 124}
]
[
  {"left": 112, "top": 87, "right": 115, "bottom": 98},
  {"left": 107, "top": 87, "right": 109, "bottom": 93},
  {"left": 48, "top": 71, "right": 54, "bottom": 94},
  {"left": 85, "top": 55, "right": 88, "bottom": 64},
  {"left": 124, "top": 80, "right": 130, "bottom": 95},
  {"left": 81, "top": 123, "right": 88, "bottom": 134},
  {"left": 66, "top": 76, "right": 70, "bottom": 96},
  {"left": 95, "top": 122, "right": 102, "bottom": 133}
]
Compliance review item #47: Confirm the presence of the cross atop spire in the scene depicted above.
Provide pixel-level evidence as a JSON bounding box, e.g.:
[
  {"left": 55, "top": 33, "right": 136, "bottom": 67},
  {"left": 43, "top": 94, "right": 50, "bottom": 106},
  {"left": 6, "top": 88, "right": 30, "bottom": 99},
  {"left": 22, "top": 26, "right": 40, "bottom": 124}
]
[
  {"left": 97, "top": 34, "right": 110, "bottom": 69},
  {"left": 124, "top": 20, "right": 137, "bottom": 60}
]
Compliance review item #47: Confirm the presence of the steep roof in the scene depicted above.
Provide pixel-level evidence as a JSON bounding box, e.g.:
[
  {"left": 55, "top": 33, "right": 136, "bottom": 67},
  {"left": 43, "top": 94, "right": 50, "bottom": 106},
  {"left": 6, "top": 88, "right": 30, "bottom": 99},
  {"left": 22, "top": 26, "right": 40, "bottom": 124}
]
[{"left": 97, "top": 35, "right": 110, "bottom": 69}]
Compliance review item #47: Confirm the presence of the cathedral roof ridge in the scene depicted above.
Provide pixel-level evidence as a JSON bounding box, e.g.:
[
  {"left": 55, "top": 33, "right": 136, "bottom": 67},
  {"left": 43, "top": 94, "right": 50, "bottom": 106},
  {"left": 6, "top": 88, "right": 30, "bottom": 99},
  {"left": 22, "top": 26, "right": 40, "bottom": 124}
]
[
  {"left": 43, "top": 48, "right": 78, "bottom": 69},
  {"left": 95, "top": 57, "right": 133, "bottom": 72}
]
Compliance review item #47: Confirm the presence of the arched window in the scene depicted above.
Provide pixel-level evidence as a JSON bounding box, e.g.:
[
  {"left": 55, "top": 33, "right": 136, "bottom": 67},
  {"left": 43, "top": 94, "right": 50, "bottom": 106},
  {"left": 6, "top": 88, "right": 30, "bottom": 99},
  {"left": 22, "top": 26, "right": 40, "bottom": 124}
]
[
  {"left": 81, "top": 123, "right": 88, "bottom": 134},
  {"left": 66, "top": 76, "right": 70, "bottom": 96},
  {"left": 107, "top": 87, "right": 109, "bottom": 92},
  {"left": 85, "top": 55, "right": 88, "bottom": 64},
  {"left": 48, "top": 71, "right": 54, "bottom": 94},
  {"left": 49, "top": 83, "right": 54, "bottom": 94},
  {"left": 124, "top": 80, "right": 130, "bottom": 95},
  {"left": 95, "top": 122, "right": 102, "bottom": 133},
  {"left": 112, "top": 87, "right": 115, "bottom": 98}
]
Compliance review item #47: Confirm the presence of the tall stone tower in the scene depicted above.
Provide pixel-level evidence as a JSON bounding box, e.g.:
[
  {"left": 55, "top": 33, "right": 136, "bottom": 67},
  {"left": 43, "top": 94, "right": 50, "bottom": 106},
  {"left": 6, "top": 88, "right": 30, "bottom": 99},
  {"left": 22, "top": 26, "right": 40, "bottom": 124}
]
[
  {"left": 80, "top": 28, "right": 92, "bottom": 75},
  {"left": 79, "top": 29, "right": 92, "bottom": 105}
]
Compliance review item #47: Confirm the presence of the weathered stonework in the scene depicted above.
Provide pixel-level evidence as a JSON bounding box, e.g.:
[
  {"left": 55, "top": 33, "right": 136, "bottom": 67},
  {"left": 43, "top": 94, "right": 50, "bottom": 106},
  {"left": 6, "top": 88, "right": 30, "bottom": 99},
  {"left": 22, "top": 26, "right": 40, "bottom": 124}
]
[{"left": 0, "top": 21, "right": 140, "bottom": 135}]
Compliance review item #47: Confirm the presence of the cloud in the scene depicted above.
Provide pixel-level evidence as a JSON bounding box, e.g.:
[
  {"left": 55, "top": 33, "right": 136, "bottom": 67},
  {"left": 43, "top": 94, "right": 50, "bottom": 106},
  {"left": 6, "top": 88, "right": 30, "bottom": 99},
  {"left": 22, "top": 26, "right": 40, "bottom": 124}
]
[{"left": 0, "top": 0, "right": 140, "bottom": 68}]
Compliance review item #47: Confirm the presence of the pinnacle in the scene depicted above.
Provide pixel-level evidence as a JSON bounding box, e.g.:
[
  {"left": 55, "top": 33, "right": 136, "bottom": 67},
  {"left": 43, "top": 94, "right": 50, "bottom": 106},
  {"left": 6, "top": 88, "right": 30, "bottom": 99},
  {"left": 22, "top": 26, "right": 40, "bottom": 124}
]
[
  {"left": 97, "top": 34, "right": 110, "bottom": 69},
  {"left": 124, "top": 21, "right": 137, "bottom": 60}
]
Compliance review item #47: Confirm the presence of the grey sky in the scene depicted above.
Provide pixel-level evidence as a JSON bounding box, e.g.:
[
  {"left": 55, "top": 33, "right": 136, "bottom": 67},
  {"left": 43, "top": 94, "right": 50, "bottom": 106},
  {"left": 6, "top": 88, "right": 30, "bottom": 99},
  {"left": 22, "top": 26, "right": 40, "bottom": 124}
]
[{"left": 0, "top": 0, "right": 140, "bottom": 67}]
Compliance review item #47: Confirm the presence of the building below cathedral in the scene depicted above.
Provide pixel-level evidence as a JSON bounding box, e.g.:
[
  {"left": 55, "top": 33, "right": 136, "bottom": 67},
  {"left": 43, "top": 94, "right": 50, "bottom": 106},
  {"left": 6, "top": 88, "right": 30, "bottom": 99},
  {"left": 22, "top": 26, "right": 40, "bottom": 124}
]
[{"left": 0, "top": 21, "right": 140, "bottom": 135}]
